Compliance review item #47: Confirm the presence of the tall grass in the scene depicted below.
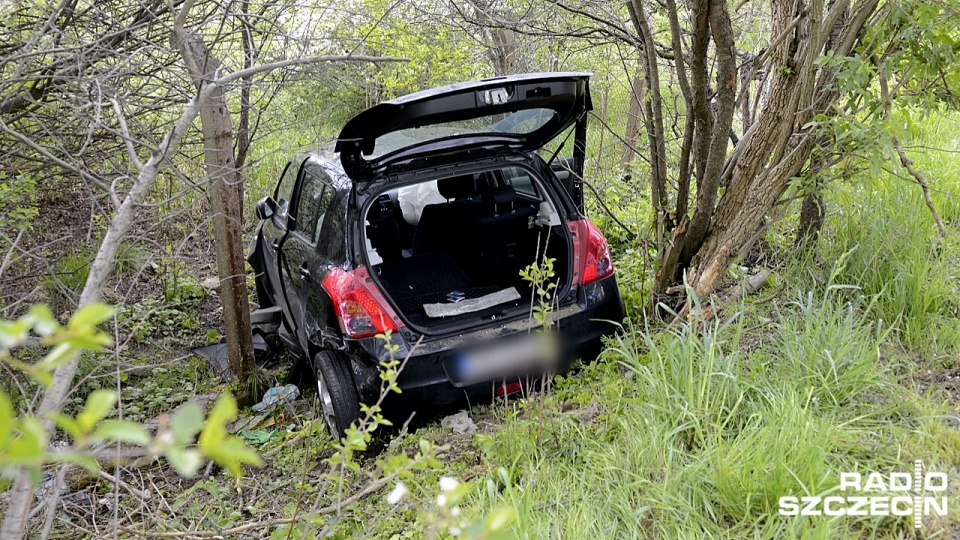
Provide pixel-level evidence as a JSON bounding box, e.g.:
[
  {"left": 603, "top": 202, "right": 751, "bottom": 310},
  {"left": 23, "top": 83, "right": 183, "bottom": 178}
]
[
  {"left": 814, "top": 184, "right": 960, "bottom": 355},
  {"left": 467, "top": 296, "right": 958, "bottom": 538}
]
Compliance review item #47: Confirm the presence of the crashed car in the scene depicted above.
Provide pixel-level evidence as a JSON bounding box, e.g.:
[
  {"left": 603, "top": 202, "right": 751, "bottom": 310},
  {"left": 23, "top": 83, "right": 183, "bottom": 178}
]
[{"left": 248, "top": 72, "right": 625, "bottom": 438}]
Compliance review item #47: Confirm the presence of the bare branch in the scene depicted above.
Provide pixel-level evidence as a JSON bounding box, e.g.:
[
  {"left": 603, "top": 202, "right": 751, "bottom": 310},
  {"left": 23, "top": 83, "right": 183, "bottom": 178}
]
[
  {"left": 214, "top": 54, "right": 409, "bottom": 86},
  {"left": 0, "top": 119, "right": 110, "bottom": 191},
  {"left": 109, "top": 98, "right": 143, "bottom": 170}
]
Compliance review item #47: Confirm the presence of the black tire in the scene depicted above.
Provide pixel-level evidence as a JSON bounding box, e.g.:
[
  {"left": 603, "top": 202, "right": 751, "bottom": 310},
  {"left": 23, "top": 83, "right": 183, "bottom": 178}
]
[{"left": 311, "top": 350, "right": 361, "bottom": 440}]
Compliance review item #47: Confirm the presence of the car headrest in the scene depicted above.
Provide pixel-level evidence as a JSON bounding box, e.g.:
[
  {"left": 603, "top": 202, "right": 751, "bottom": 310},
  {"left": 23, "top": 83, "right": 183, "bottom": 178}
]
[
  {"left": 369, "top": 194, "right": 396, "bottom": 221},
  {"left": 482, "top": 185, "right": 517, "bottom": 206},
  {"left": 437, "top": 175, "right": 478, "bottom": 200}
]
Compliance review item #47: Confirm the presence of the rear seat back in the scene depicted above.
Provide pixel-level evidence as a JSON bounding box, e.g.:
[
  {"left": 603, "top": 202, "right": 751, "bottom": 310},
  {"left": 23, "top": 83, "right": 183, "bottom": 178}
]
[
  {"left": 412, "top": 174, "right": 482, "bottom": 255},
  {"left": 366, "top": 194, "right": 402, "bottom": 260},
  {"left": 476, "top": 186, "right": 537, "bottom": 282}
]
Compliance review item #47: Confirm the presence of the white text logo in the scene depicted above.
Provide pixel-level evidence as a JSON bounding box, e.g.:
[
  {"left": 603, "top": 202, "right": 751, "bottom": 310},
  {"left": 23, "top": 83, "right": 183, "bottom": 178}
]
[{"left": 778, "top": 460, "right": 948, "bottom": 528}]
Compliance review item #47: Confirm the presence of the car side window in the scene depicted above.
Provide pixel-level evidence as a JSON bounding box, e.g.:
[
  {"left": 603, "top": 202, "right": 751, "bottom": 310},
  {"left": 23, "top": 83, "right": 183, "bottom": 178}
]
[
  {"left": 503, "top": 167, "right": 538, "bottom": 199},
  {"left": 273, "top": 162, "right": 297, "bottom": 229},
  {"left": 296, "top": 165, "right": 336, "bottom": 245},
  {"left": 317, "top": 192, "right": 347, "bottom": 261}
]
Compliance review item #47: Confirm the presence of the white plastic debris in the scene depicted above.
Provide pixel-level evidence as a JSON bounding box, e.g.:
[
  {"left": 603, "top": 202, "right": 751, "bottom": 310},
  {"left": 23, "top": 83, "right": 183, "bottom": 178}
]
[
  {"left": 440, "top": 411, "right": 477, "bottom": 435},
  {"left": 252, "top": 384, "right": 300, "bottom": 412},
  {"left": 424, "top": 287, "right": 521, "bottom": 318}
]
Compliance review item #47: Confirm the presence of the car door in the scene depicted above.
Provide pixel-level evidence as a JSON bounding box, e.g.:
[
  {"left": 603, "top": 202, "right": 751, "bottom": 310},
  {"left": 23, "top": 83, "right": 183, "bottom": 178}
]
[
  {"left": 335, "top": 72, "right": 593, "bottom": 188},
  {"left": 283, "top": 162, "right": 338, "bottom": 350},
  {"left": 258, "top": 160, "right": 302, "bottom": 336}
]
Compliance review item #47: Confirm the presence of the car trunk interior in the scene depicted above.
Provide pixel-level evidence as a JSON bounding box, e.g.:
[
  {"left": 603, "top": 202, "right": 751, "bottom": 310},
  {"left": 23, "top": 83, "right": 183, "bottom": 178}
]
[{"left": 364, "top": 168, "right": 571, "bottom": 332}]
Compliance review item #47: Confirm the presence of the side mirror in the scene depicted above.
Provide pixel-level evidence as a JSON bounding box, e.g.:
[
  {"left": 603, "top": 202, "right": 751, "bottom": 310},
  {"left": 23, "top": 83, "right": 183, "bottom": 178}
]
[{"left": 256, "top": 197, "right": 277, "bottom": 220}]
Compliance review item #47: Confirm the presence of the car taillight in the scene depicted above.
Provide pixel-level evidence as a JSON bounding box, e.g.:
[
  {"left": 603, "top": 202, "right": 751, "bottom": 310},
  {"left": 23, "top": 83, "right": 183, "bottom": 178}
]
[
  {"left": 569, "top": 218, "right": 614, "bottom": 285},
  {"left": 496, "top": 380, "right": 523, "bottom": 397},
  {"left": 321, "top": 267, "right": 401, "bottom": 338}
]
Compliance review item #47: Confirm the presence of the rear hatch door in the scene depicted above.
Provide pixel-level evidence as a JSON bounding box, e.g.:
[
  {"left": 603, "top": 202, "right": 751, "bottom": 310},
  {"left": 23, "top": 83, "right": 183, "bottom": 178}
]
[{"left": 335, "top": 72, "right": 592, "bottom": 183}]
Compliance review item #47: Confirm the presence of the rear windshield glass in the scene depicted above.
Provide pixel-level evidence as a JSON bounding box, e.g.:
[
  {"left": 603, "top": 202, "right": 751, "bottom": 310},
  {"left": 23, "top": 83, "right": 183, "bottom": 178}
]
[{"left": 368, "top": 108, "right": 557, "bottom": 159}]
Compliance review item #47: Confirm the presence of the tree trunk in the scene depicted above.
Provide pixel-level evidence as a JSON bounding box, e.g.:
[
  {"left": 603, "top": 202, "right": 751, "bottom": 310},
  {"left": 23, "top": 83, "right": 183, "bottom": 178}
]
[
  {"left": 471, "top": 0, "right": 517, "bottom": 76},
  {"left": 686, "top": 0, "right": 879, "bottom": 298},
  {"left": 172, "top": 29, "right": 256, "bottom": 392},
  {"left": 620, "top": 72, "right": 644, "bottom": 171},
  {"left": 234, "top": 0, "right": 255, "bottom": 218},
  {"left": 679, "top": 0, "right": 738, "bottom": 266},
  {"left": 625, "top": 0, "right": 882, "bottom": 307},
  {"left": 627, "top": 0, "right": 668, "bottom": 214},
  {"left": 795, "top": 191, "right": 826, "bottom": 246}
]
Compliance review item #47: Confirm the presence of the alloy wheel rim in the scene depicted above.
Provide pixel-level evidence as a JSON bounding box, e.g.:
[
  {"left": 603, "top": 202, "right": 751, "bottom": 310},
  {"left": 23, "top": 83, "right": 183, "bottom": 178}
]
[{"left": 316, "top": 370, "right": 339, "bottom": 438}]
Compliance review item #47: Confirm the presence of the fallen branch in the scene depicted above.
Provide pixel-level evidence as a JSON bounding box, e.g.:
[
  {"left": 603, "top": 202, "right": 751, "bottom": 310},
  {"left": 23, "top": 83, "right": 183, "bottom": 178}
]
[
  {"left": 675, "top": 269, "right": 772, "bottom": 324},
  {"left": 723, "top": 269, "right": 771, "bottom": 304},
  {"left": 98, "top": 469, "right": 151, "bottom": 501}
]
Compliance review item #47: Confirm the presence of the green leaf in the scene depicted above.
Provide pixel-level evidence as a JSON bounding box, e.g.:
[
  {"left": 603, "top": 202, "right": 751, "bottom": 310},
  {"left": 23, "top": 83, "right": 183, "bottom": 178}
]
[
  {"left": 48, "top": 451, "right": 99, "bottom": 475},
  {"left": 171, "top": 403, "right": 203, "bottom": 446},
  {"left": 237, "top": 429, "right": 275, "bottom": 446},
  {"left": 202, "top": 436, "right": 262, "bottom": 477},
  {"left": 6, "top": 417, "right": 45, "bottom": 466},
  {"left": 62, "top": 331, "right": 112, "bottom": 351},
  {"left": 486, "top": 507, "right": 516, "bottom": 531},
  {"left": 198, "top": 394, "right": 237, "bottom": 449},
  {"left": 76, "top": 390, "right": 117, "bottom": 433},
  {"left": 166, "top": 447, "right": 203, "bottom": 477},
  {"left": 37, "top": 343, "right": 80, "bottom": 373},
  {"left": 50, "top": 413, "right": 82, "bottom": 442},
  {"left": 0, "top": 392, "right": 12, "bottom": 446},
  {"left": 26, "top": 305, "right": 59, "bottom": 336},
  {"left": 3, "top": 356, "right": 52, "bottom": 387},
  {"left": 93, "top": 420, "right": 151, "bottom": 446},
  {"left": 70, "top": 303, "right": 115, "bottom": 330}
]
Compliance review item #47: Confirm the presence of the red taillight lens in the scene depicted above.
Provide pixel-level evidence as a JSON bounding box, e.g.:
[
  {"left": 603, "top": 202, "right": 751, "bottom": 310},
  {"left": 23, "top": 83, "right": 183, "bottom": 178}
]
[
  {"left": 321, "top": 267, "right": 401, "bottom": 338},
  {"left": 496, "top": 380, "right": 523, "bottom": 396},
  {"left": 569, "top": 218, "right": 614, "bottom": 285}
]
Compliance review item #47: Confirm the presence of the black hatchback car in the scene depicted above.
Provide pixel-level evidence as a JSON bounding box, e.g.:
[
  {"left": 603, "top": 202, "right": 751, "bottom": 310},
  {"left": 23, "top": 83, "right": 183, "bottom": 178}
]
[{"left": 248, "top": 72, "right": 625, "bottom": 438}]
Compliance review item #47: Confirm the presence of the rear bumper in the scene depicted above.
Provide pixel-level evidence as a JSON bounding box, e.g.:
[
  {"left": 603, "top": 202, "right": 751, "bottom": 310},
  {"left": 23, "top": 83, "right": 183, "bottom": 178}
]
[{"left": 348, "top": 273, "right": 624, "bottom": 406}]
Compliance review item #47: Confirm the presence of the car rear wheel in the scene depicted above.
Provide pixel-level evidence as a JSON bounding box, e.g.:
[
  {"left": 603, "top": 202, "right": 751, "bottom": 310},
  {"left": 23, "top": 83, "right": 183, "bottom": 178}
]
[{"left": 311, "top": 350, "right": 361, "bottom": 439}]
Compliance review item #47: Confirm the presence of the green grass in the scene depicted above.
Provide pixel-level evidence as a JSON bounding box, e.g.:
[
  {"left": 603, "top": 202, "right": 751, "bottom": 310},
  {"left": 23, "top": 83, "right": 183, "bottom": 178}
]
[{"left": 453, "top": 292, "right": 959, "bottom": 538}]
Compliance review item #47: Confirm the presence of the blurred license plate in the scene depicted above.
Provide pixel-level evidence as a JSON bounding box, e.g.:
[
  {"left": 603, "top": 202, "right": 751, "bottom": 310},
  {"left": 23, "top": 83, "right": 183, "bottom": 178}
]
[{"left": 450, "top": 333, "right": 559, "bottom": 386}]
